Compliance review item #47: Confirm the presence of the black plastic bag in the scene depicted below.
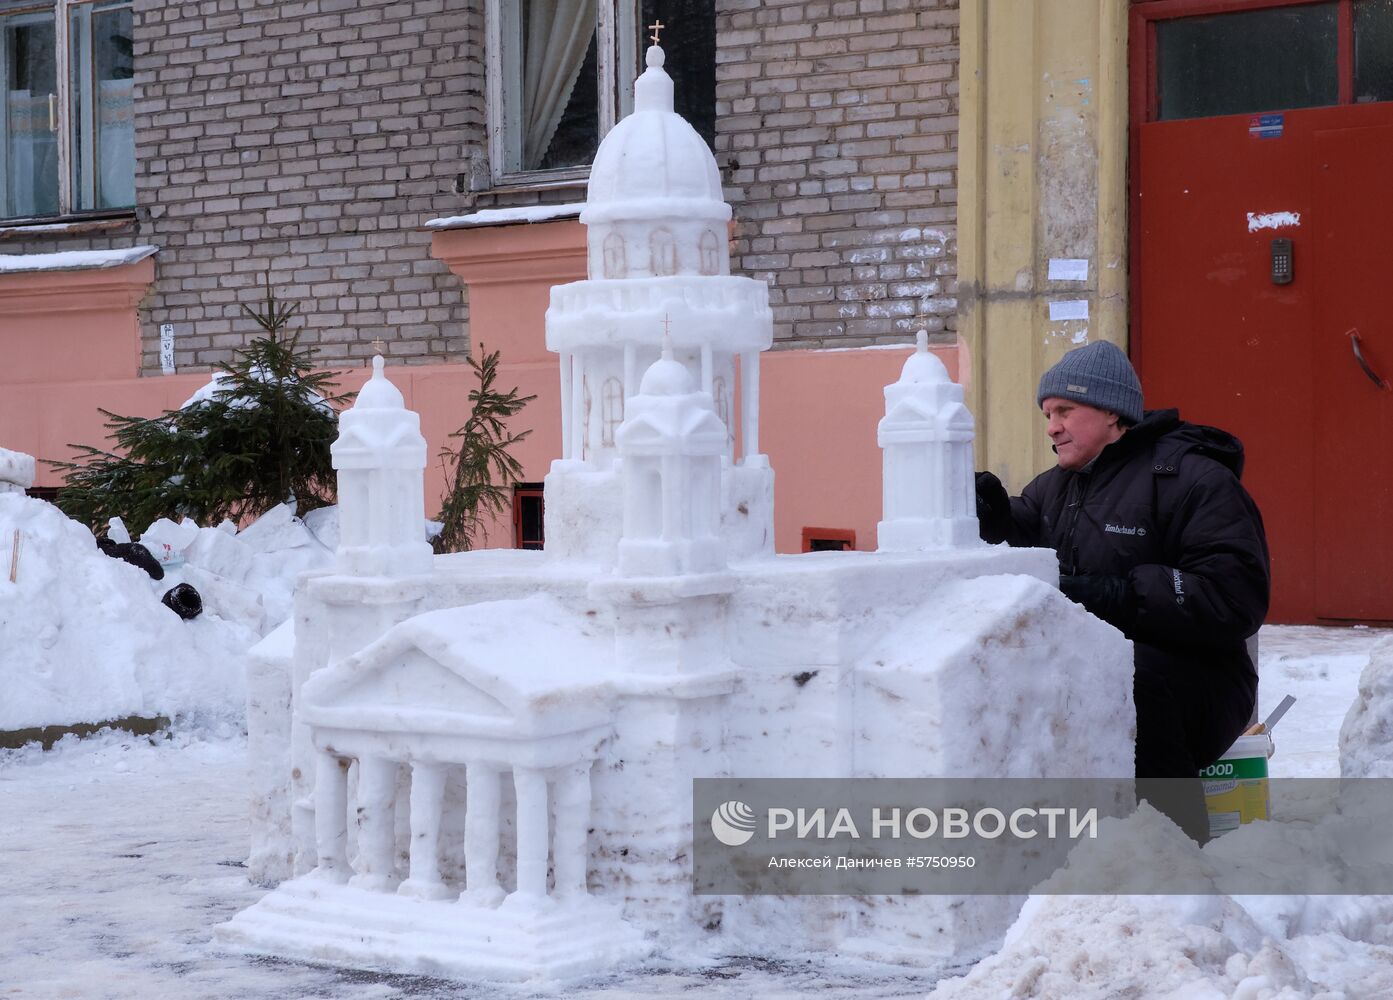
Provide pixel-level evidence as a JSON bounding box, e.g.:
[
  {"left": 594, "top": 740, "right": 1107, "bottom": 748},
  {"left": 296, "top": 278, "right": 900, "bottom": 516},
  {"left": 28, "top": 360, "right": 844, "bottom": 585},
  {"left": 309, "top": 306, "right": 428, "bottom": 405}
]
[
  {"left": 161, "top": 583, "right": 203, "bottom": 620},
  {"left": 95, "top": 536, "right": 166, "bottom": 581}
]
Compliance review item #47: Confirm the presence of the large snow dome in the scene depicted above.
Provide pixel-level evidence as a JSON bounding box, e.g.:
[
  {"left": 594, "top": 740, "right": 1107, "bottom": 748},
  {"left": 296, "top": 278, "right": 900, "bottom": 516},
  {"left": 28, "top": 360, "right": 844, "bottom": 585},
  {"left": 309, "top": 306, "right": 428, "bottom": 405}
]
[{"left": 581, "top": 47, "right": 729, "bottom": 227}]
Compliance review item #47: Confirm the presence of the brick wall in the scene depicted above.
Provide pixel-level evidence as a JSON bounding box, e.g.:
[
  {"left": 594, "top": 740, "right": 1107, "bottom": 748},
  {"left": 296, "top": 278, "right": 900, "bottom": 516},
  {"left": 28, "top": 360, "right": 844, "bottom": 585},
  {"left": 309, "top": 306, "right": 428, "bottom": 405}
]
[
  {"left": 715, "top": 0, "right": 960, "bottom": 348},
  {"left": 9, "top": 0, "right": 484, "bottom": 374},
  {"left": 5, "top": 0, "right": 958, "bottom": 374}
]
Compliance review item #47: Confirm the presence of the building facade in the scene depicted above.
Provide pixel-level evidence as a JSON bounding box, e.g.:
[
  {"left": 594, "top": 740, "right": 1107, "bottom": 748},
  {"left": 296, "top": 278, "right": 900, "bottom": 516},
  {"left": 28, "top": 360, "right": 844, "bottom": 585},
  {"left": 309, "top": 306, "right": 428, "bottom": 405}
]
[{"left": 8, "top": 0, "right": 1393, "bottom": 621}]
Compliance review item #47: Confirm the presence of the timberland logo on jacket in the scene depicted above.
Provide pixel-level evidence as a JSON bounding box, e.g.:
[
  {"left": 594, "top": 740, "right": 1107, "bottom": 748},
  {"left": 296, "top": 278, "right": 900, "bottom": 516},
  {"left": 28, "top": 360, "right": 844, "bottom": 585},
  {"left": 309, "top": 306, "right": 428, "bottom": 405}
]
[
  {"left": 1105, "top": 523, "right": 1147, "bottom": 537},
  {"left": 1172, "top": 568, "right": 1186, "bottom": 605}
]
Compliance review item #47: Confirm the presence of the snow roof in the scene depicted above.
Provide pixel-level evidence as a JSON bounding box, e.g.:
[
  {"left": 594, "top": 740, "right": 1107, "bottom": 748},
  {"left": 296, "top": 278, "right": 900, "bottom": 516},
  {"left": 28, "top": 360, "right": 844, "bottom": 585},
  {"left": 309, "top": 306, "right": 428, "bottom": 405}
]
[
  {"left": 425, "top": 203, "right": 585, "bottom": 230},
  {"left": 0, "top": 245, "right": 158, "bottom": 274},
  {"left": 302, "top": 595, "right": 621, "bottom": 739}
]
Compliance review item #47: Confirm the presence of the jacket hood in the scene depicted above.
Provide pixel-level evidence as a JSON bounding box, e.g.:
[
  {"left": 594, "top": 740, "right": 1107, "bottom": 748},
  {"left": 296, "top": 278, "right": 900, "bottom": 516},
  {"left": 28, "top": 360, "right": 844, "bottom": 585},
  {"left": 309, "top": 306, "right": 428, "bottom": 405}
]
[{"left": 1117, "top": 408, "right": 1247, "bottom": 478}]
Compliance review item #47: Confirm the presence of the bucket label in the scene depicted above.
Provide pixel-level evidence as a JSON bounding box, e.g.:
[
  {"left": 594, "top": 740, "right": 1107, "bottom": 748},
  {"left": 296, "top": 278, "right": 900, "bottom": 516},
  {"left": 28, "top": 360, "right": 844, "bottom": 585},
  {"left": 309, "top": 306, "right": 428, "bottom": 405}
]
[
  {"left": 1198, "top": 756, "right": 1267, "bottom": 781},
  {"left": 1202, "top": 748, "right": 1270, "bottom": 837}
]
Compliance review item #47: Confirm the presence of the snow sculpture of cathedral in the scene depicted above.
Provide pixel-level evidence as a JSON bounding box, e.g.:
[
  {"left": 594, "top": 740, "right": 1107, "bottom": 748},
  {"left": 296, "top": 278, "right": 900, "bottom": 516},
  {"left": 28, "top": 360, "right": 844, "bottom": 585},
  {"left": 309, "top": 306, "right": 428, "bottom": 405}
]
[{"left": 220, "top": 41, "right": 1135, "bottom": 985}]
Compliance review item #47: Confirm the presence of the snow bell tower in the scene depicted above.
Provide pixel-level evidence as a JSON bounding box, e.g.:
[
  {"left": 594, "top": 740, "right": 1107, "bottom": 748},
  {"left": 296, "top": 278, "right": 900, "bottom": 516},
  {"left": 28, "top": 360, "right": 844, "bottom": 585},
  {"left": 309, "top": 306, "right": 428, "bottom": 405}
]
[
  {"left": 544, "top": 39, "right": 774, "bottom": 567},
  {"left": 330, "top": 355, "right": 433, "bottom": 576},
  {"left": 876, "top": 332, "right": 980, "bottom": 551}
]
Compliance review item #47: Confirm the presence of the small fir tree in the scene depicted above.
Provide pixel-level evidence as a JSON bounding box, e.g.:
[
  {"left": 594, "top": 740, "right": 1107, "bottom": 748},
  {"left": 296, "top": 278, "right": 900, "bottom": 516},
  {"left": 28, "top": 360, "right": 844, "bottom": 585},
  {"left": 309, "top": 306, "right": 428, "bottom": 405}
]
[
  {"left": 51, "top": 278, "right": 352, "bottom": 530},
  {"left": 432, "top": 345, "right": 535, "bottom": 554}
]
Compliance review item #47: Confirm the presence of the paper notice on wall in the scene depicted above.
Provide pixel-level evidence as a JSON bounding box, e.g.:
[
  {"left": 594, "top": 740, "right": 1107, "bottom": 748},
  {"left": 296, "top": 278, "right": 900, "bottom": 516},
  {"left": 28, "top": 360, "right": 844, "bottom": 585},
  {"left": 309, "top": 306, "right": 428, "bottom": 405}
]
[
  {"left": 1048, "top": 300, "right": 1089, "bottom": 322},
  {"left": 160, "top": 324, "right": 176, "bottom": 375},
  {"left": 1048, "top": 258, "right": 1089, "bottom": 281}
]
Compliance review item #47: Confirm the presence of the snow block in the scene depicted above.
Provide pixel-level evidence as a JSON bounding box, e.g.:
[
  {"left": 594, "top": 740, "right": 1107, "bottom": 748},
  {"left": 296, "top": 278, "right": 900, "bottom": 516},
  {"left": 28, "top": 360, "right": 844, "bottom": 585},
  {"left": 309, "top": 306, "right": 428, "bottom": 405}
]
[
  {"left": 247, "top": 619, "right": 296, "bottom": 886},
  {"left": 179, "top": 564, "right": 266, "bottom": 635},
  {"left": 139, "top": 517, "right": 201, "bottom": 567},
  {"left": 236, "top": 503, "right": 319, "bottom": 555},
  {"left": 0, "top": 447, "right": 36, "bottom": 493},
  {"left": 856, "top": 573, "right": 1135, "bottom": 779},
  {"left": 182, "top": 526, "right": 255, "bottom": 583},
  {"left": 301, "top": 505, "right": 339, "bottom": 552},
  {"left": 216, "top": 882, "right": 650, "bottom": 983},
  {"left": 1340, "top": 635, "right": 1393, "bottom": 778}
]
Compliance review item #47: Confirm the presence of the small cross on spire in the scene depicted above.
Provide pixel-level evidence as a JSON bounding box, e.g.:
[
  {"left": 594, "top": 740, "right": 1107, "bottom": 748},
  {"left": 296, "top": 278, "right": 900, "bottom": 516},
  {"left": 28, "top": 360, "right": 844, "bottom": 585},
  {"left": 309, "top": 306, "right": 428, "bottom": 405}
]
[
  {"left": 371, "top": 337, "right": 386, "bottom": 356},
  {"left": 660, "top": 313, "right": 674, "bottom": 357},
  {"left": 648, "top": 19, "right": 664, "bottom": 45}
]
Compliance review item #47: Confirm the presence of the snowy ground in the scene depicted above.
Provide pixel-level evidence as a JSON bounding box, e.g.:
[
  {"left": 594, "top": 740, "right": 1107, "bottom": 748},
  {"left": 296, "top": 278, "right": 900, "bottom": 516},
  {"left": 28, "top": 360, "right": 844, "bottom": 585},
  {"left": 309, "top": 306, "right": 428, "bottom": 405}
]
[{"left": 0, "top": 624, "right": 1387, "bottom": 999}]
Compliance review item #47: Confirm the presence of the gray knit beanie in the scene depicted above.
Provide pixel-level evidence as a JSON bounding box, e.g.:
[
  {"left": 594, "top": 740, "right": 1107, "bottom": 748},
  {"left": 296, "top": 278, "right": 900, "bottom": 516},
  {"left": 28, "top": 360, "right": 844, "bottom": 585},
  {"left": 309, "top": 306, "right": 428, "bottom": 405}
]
[{"left": 1036, "top": 341, "right": 1143, "bottom": 424}]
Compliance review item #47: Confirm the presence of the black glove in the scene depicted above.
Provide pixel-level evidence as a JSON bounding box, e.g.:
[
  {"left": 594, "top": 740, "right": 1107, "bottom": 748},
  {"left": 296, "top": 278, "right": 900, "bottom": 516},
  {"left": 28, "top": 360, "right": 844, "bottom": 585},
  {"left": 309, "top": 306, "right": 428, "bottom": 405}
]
[
  {"left": 975, "top": 471, "right": 1011, "bottom": 544},
  {"left": 1058, "top": 574, "right": 1134, "bottom": 628}
]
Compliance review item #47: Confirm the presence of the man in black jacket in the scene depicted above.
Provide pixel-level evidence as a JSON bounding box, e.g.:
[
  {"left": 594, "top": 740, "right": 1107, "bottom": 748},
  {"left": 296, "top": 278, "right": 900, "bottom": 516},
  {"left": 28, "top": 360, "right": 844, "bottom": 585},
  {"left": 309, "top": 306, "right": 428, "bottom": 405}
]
[{"left": 975, "top": 341, "right": 1270, "bottom": 842}]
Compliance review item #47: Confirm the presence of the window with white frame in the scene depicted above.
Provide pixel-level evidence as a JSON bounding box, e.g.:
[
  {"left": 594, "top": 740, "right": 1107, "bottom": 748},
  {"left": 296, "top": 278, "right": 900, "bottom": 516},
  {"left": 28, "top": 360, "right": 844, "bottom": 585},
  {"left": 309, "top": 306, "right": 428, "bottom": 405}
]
[
  {"left": 485, "top": 0, "right": 715, "bottom": 186},
  {"left": 0, "top": 0, "right": 133, "bottom": 220}
]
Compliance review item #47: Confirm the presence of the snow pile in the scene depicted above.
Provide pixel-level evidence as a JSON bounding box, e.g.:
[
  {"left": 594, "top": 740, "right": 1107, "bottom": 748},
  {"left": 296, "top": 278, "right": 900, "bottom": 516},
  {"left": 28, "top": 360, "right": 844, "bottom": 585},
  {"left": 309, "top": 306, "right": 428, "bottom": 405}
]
[
  {"left": 145, "top": 502, "right": 336, "bottom": 633},
  {"left": 0, "top": 445, "right": 35, "bottom": 493},
  {"left": 927, "top": 805, "right": 1393, "bottom": 1000},
  {"left": 1339, "top": 635, "right": 1393, "bottom": 778},
  {"left": 0, "top": 492, "right": 257, "bottom": 732}
]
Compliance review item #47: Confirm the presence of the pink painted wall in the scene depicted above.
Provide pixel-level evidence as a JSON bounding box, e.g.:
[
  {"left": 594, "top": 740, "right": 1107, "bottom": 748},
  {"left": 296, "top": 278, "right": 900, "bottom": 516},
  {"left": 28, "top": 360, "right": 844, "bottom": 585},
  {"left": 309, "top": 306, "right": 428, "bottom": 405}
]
[{"left": 6, "top": 227, "right": 964, "bottom": 553}]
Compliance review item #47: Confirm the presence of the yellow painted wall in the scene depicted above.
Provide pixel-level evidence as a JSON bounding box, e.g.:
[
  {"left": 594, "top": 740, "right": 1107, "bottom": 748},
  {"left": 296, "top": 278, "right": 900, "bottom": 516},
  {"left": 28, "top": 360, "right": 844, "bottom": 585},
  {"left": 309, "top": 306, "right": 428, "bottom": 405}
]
[{"left": 958, "top": 0, "right": 1130, "bottom": 491}]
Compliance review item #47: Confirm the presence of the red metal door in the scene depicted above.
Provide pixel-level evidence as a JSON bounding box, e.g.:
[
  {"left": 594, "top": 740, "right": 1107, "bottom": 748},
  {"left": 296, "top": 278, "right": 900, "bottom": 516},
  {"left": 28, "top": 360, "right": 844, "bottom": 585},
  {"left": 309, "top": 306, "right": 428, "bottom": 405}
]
[
  {"left": 1311, "top": 124, "right": 1393, "bottom": 619},
  {"left": 1132, "top": 0, "right": 1393, "bottom": 622}
]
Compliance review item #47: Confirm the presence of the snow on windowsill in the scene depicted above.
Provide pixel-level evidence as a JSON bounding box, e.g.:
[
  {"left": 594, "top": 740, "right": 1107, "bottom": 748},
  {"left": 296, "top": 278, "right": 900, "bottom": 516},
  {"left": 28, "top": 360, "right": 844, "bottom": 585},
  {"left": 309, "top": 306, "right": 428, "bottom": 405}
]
[
  {"left": 425, "top": 203, "right": 586, "bottom": 230},
  {"left": 0, "top": 245, "right": 159, "bottom": 274}
]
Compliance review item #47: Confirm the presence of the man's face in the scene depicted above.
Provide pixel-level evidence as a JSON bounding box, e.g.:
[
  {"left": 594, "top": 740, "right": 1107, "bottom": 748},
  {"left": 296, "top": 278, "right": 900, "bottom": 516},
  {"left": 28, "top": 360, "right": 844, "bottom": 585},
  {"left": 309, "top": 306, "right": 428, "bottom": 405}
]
[{"left": 1042, "top": 397, "right": 1124, "bottom": 471}]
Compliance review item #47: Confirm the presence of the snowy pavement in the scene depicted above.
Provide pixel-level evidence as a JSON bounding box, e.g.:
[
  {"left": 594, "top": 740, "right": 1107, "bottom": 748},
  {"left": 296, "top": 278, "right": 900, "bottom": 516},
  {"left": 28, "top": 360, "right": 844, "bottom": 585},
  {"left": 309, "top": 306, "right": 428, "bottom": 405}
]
[{"left": 0, "top": 624, "right": 1387, "bottom": 999}]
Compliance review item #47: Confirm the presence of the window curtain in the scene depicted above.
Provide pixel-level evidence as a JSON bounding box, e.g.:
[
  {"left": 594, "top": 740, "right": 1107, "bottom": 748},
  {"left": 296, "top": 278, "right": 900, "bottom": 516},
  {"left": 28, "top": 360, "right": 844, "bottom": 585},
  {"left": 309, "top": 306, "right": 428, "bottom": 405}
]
[
  {"left": 522, "top": 0, "right": 595, "bottom": 169},
  {"left": 97, "top": 77, "right": 134, "bottom": 208}
]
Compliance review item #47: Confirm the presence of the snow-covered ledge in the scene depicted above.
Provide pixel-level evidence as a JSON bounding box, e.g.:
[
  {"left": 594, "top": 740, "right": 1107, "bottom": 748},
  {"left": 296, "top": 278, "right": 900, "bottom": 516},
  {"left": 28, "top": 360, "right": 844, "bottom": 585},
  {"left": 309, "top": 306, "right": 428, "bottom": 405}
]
[
  {"left": 0, "top": 246, "right": 158, "bottom": 383},
  {"left": 425, "top": 203, "right": 585, "bottom": 230},
  {"left": 427, "top": 212, "right": 585, "bottom": 366}
]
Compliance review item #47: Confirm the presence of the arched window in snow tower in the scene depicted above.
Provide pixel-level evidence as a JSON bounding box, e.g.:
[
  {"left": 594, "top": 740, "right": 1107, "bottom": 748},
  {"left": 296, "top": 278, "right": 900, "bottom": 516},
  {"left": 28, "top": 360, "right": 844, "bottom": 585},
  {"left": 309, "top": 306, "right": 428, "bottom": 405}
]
[
  {"left": 601, "top": 377, "right": 624, "bottom": 447},
  {"left": 603, "top": 231, "right": 627, "bottom": 279},
  {"left": 650, "top": 228, "right": 677, "bottom": 276},
  {"left": 699, "top": 229, "right": 721, "bottom": 275}
]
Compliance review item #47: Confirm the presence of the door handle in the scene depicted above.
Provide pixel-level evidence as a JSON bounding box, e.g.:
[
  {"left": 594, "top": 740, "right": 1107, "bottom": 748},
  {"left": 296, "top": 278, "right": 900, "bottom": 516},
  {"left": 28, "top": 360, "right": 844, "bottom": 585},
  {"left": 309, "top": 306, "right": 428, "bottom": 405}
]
[{"left": 1347, "top": 329, "right": 1391, "bottom": 391}]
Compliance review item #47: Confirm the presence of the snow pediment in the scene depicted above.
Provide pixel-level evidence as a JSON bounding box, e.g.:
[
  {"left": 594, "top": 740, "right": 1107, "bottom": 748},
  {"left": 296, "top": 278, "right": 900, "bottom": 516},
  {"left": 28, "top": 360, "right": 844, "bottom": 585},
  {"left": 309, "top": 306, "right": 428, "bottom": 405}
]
[
  {"left": 617, "top": 399, "right": 727, "bottom": 455},
  {"left": 331, "top": 418, "right": 427, "bottom": 467},
  {"left": 302, "top": 595, "right": 618, "bottom": 739},
  {"left": 877, "top": 395, "right": 974, "bottom": 444}
]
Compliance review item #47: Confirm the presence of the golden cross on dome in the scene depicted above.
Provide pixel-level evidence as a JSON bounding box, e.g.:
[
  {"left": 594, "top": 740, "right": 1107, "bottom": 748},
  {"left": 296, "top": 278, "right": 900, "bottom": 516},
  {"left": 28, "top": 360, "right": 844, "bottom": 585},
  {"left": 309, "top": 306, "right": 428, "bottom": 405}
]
[
  {"left": 648, "top": 19, "right": 664, "bottom": 45},
  {"left": 371, "top": 337, "right": 386, "bottom": 355},
  {"left": 661, "top": 313, "right": 672, "bottom": 338}
]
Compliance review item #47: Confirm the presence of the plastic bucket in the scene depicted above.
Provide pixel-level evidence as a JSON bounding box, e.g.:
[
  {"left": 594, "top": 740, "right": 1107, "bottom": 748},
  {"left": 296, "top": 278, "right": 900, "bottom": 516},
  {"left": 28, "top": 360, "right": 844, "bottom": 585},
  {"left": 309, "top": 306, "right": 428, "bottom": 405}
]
[{"left": 1199, "top": 734, "right": 1272, "bottom": 838}]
